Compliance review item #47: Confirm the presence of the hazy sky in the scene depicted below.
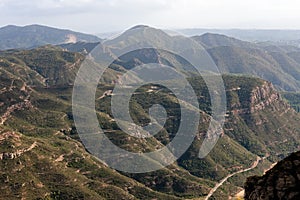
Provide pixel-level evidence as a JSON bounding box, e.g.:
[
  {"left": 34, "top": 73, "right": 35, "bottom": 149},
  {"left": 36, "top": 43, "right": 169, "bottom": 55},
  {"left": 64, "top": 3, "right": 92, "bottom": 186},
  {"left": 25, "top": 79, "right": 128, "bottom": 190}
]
[{"left": 1, "top": 0, "right": 300, "bottom": 34}]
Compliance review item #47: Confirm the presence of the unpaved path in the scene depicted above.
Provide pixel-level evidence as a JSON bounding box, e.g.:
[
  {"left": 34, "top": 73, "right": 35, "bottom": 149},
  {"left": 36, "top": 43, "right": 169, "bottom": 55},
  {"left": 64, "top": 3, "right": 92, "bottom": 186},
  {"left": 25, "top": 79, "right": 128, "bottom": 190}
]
[{"left": 205, "top": 156, "right": 261, "bottom": 200}]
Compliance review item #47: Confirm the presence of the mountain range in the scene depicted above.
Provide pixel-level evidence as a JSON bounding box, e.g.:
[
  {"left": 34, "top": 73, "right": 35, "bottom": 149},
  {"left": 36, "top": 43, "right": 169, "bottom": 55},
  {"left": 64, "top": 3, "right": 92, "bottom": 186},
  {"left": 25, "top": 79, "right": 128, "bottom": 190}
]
[
  {"left": 193, "top": 33, "right": 300, "bottom": 92},
  {"left": 3, "top": 24, "right": 300, "bottom": 92},
  {"left": 177, "top": 28, "right": 300, "bottom": 45},
  {"left": 0, "top": 24, "right": 101, "bottom": 50},
  {"left": 0, "top": 25, "right": 299, "bottom": 199}
]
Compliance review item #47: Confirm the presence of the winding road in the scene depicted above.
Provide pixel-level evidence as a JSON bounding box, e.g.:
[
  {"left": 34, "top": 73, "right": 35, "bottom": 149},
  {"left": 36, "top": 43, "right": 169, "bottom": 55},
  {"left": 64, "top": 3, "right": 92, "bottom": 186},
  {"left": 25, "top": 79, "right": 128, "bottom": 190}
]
[{"left": 205, "top": 156, "right": 261, "bottom": 200}]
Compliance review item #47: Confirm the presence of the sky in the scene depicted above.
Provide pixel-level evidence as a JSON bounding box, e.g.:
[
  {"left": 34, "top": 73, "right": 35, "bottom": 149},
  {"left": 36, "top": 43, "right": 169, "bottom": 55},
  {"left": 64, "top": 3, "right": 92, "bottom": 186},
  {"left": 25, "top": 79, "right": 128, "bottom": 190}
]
[{"left": 1, "top": 0, "right": 300, "bottom": 34}]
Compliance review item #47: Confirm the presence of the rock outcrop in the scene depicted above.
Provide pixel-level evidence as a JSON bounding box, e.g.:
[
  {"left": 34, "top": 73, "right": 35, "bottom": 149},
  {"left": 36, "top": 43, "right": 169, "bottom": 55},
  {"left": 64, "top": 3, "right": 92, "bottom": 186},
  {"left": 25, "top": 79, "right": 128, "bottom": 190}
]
[
  {"left": 244, "top": 151, "right": 300, "bottom": 200},
  {"left": 0, "top": 141, "right": 37, "bottom": 160},
  {"left": 250, "top": 82, "right": 282, "bottom": 113},
  {"left": 230, "top": 80, "right": 291, "bottom": 115},
  {"left": 0, "top": 132, "right": 37, "bottom": 160}
]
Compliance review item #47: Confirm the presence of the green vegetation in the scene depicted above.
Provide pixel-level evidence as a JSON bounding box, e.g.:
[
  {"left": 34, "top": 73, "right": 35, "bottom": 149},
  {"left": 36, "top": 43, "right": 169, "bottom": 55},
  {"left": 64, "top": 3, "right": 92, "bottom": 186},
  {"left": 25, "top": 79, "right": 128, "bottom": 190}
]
[
  {"left": 194, "top": 33, "right": 300, "bottom": 92},
  {"left": 0, "top": 44, "right": 299, "bottom": 199},
  {"left": 0, "top": 24, "right": 101, "bottom": 50},
  {"left": 282, "top": 92, "right": 300, "bottom": 112}
]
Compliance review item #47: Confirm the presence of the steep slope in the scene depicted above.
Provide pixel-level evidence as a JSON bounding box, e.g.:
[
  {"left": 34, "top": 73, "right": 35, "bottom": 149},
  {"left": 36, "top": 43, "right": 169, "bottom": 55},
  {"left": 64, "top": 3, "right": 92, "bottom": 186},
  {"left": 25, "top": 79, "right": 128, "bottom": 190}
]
[
  {"left": 0, "top": 45, "right": 84, "bottom": 87},
  {"left": 0, "top": 46, "right": 214, "bottom": 199},
  {"left": 177, "top": 75, "right": 300, "bottom": 199},
  {"left": 245, "top": 151, "right": 300, "bottom": 200},
  {"left": 0, "top": 48, "right": 183, "bottom": 200},
  {"left": 0, "top": 27, "right": 299, "bottom": 199},
  {"left": 76, "top": 27, "right": 300, "bottom": 196},
  {"left": 193, "top": 33, "right": 300, "bottom": 91},
  {"left": 0, "top": 24, "right": 101, "bottom": 50},
  {"left": 0, "top": 130, "right": 180, "bottom": 200}
]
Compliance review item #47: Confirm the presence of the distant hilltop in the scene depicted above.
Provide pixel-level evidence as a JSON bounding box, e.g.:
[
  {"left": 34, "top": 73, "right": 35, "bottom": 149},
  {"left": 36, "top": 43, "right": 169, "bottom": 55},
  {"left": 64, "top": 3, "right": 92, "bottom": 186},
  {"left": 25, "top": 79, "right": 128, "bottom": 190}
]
[
  {"left": 0, "top": 24, "right": 101, "bottom": 50},
  {"left": 177, "top": 28, "right": 300, "bottom": 46}
]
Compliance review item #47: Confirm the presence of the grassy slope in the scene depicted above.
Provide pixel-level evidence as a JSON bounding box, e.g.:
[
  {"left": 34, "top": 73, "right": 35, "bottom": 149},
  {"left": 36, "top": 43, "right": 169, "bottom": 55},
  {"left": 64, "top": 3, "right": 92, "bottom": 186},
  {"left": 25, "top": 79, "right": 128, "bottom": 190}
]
[{"left": 0, "top": 47, "right": 299, "bottom": 199}]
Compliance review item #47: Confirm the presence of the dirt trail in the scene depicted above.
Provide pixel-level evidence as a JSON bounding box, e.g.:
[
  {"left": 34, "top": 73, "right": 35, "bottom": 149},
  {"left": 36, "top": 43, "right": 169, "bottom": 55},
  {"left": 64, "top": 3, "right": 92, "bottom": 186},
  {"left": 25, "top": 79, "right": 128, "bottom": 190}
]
[
  {"left": 27, "top": 141, "right": 37, "bottom": 151},
  {"left": 55, "top": 154, "right": 65, "bottom": 162},
  {"left": 0, "top": 95, "right": 31, "bottom": 125},
  {"left": 231, "top": 160, "right": 278, "bottom": 199},
  {"left": 97, "top": 90, "right": 112, "bottom": 100},
  {"left": 205, "top": 156, "right": 261, "bottom": 200}
]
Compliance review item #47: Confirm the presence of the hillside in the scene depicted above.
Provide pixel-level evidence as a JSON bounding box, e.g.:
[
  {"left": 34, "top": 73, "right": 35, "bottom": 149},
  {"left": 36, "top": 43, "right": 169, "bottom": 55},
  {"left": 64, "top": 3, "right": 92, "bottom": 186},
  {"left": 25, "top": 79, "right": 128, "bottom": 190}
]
[
  {"left": 45, "top": 27, "right": 300, "bottom": 94},
  {"left": 192, "top": 33, "right": 254, "bottom": 48},
  {"left": 0, "top": 25, "right": 101, "bottom": 50},
  {"left": 193, "top": 33, "right": 300, "bottom": 92},
  {"left": 0, "top": 26, "right": 299, "bottom": 199},
  {"left": 0, "top": 39, "right": 299, "bottom": 199}
]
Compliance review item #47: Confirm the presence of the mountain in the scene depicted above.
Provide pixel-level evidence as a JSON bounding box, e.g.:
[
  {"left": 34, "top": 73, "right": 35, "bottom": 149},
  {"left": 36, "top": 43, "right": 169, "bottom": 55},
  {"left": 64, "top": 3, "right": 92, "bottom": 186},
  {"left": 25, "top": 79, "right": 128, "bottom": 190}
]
[
  {"left": 192, "top": 33, "right": 255, "bottom": 48},
  {"left": 101, "top": 27, "right": 300, "bottom": 93},
  {"left": 177, "top": 28, "right": 300, "bottom": 45},
  {"left": 0, "top": 26, "right": 299, "bottom": 199},
  {"left": 0, "top": 24, "right": 101, "bottom": 50},
  {"left": 193, "top": 33, "right": 300, "bottom": 92},
  {"left": 0, "top": 46, "right": 184, "bottom": 200},
  {"left": 245, "top": 151, "right": 300, "bottom": 200}
]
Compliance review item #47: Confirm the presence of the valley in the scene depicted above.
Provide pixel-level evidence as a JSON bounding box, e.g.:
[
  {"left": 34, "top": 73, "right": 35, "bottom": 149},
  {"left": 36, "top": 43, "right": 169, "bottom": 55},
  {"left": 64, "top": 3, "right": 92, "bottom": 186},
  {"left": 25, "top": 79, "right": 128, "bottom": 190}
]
[{"left": 0, "top": 25, "right": 299, "bottom": 199}]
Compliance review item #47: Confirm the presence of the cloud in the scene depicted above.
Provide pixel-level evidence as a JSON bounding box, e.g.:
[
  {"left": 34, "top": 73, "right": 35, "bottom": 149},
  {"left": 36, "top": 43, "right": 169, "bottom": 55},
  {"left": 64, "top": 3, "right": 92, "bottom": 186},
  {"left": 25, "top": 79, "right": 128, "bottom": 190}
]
[
  {"left": 0, "top": 0, "right": 170, "bottom": 16},
  {"left": 0, "top": 0, "right": 300, "bottom": 33},
  {"left": 0, "top": 0, "right": 173, "bottom": 32}
]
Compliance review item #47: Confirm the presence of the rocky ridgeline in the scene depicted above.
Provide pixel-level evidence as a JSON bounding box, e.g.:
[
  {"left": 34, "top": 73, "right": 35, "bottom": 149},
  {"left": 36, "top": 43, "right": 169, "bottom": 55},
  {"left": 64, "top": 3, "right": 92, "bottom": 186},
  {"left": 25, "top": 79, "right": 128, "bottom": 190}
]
[
  {"left": 244, "top": 151, "right": 300, "bottom": 200},
  {"left": 230, "top": 81, "right": 290, "bottom": 115},
  {"left": 250, "top": 82, "right": 287, "bottom": 113}
]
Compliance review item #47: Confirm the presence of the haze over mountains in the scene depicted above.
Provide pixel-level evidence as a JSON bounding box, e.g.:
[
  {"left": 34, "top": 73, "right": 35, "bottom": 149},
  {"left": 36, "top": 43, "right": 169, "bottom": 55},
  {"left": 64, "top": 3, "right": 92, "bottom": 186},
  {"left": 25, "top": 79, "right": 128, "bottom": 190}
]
[
  {"left": 99, "top": 28, "right": 300, "bottom": 46},
  {"left": 177, "top": 28, "right": 300, "bottom": 45},
  {"left": 194, "top": 33, "right": 300, "bottom": 92},
  {"left": 3, "top": 24, "right": 300, "bottom": 92},
  {"left": 0, "top": 24, "right": 101, "bottom": 50},
  {"left": 0, "top": 24, "right": 299, "bottom": 199}
]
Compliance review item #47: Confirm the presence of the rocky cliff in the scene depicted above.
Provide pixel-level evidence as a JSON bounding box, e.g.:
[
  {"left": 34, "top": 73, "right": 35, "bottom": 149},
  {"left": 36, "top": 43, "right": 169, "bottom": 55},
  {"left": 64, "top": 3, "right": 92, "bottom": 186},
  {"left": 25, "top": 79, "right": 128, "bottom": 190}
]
[
  {"left": 250, "top": 81, "right": 283, "bottom": 113},
  {"left": 244, "top": 151, "right": 300, "bottom": 200}
]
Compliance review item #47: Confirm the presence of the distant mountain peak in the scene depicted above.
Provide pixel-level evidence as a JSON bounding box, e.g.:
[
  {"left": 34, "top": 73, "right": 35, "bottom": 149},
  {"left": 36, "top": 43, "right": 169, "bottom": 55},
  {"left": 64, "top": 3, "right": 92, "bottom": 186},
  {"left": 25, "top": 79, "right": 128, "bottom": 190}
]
[
  {"left": 129, "top": 25, "right": 150, "bottom": 30},
  {"left": 196, "top": 32, "right": 244, "bottom": 42},
  {"left": 0, "top": 24, "right": 101, "bottom": 50},
  {"left": 103, "top": 25, "right": 172, "bottom": 49},
  {"left": 201, "top": 32, "right": 228, "bottom": 37},
  {"left": 193, "top": 32, "right": 253, "bottom": 48},
  {"left": 1, "top": 24, "right": 18, "bottom": 28}
]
